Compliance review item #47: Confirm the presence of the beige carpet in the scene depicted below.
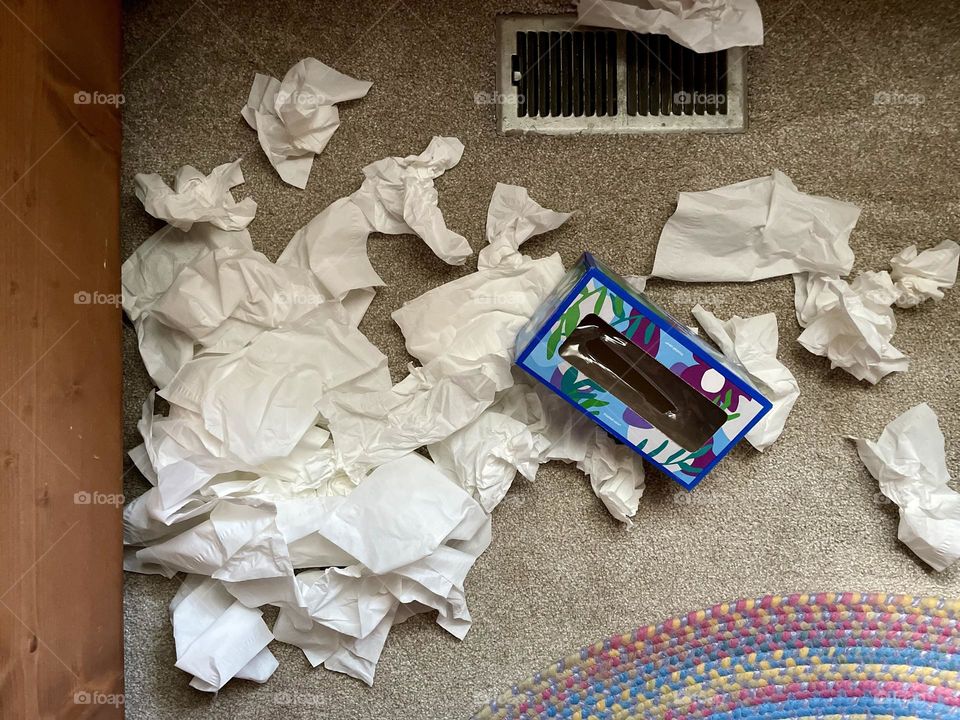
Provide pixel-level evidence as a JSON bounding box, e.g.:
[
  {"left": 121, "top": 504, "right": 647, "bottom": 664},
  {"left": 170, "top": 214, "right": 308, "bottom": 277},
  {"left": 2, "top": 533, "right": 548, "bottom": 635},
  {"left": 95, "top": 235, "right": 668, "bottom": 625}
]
[{"left": 121, "top": 0, "right": 960, "bottom": 717}]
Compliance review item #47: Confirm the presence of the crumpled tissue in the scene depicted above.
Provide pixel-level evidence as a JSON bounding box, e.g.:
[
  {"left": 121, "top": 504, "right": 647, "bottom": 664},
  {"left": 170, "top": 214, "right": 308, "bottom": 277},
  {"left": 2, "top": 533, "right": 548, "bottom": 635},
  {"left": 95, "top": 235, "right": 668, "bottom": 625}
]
[
  {"left": 577, "top": 0, "right": 763, "bottom": 53},
  {"left": 794, "top": 271, "right": 908, "bottom": 384},
  {"left": 351, "top": 136, "right": 471, "bottom": 265},
  {"left": 242, "top": 58, "right": 372, "bottom": 188},
  {"left": 852, "top": 403, "right": 960, "bottom": 572},
  {"left": 122, "top": 223, "right": 254, "bottom": 387},
  {"left": 890, "top": 239, "right": 960, "bottom": 308},
  {"left": 692, "top": 305, "right": 799, "bottom": 451},
  {"left": 652, "top": 170, "right": 860, "bottom": 282},
  {"left": 134, "top": 159, "right": 257, "bottom": 232},
  {"left": 170, "top": 574, "right": 278, "bottom": 691}
]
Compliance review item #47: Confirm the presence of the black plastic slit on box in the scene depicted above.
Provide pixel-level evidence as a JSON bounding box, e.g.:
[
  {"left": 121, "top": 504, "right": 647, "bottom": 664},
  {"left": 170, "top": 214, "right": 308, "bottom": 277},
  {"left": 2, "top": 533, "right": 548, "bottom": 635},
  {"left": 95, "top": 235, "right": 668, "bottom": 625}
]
[{"left": 559, "top": 314, "right": 726, "bottom": 451}]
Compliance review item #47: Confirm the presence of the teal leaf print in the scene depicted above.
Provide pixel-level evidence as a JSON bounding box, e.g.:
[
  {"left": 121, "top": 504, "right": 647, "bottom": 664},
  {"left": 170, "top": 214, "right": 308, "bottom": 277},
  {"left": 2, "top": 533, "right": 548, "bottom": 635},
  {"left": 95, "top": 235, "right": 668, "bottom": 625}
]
[
  {"left": 648, "top": 440, "right": 669, "bottom": 458},
  {"left": 665, "top": 449, "right": 685, "bottom": 464},
  {"left": 643, "top": 321, "right": 656, "bottom": 345}
]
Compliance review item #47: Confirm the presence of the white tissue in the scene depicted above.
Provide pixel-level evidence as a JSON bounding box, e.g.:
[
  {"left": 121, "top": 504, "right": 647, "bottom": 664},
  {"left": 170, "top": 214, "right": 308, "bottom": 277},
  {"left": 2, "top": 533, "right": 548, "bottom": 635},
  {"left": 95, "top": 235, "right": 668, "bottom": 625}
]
[
  {"left": 428, "top": 410, "right": 548, "bottom": 513},
  {"left": 479, "top": 183, "right": 572, "bottom": 270},
  {"left": 242, "top": 58, "right": 372, "bottom": 188},
  {"left": 652, "top": 170, "right": 860, "bottom": 282},
  {"left": 852, "top": 403, "right": 960, "bottom": 572},
  {"left": 134, "top": 159, "right": 257, "bottom": 232},
  {"left": 170, "top": 575, "right": 277, "bottom": 691},
  {"left": 122, "top": 224, "right": 253, "bottom": 387},
  {"left": 692, "top": 305, "right": 799, "bottom": 451},
  {"left": 890, "top": 240, "right": 960, "bottom": 308},
  {"left": 577, "top": 0, "right": 763, "bottom": 53},
  {"left": 319, "top": 353, "right": 514, "bottom": 479},
  {"left": 350, "top": 136, "right": 470, "bottom": 265},
  {"left": 795, "top": 271, "right": 908, "bottom": 384},
  {"left": 157, "top": 319, "right": 389, "bottom": 476}
]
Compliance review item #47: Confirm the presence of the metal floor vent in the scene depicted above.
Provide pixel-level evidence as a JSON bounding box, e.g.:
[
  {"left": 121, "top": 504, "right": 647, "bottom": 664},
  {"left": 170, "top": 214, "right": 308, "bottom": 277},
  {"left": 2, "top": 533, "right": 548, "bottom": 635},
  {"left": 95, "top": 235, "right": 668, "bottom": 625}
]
[{"left": 495, "top": 15, "right": 745, "bottom": 134}]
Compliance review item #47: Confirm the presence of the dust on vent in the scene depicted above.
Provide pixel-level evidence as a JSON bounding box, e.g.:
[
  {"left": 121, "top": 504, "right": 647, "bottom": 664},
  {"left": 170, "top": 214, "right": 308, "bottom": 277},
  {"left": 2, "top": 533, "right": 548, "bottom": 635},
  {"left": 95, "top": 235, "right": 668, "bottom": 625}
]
[{"left": 495, "top": 14, "right": 746, "bottom": 135}]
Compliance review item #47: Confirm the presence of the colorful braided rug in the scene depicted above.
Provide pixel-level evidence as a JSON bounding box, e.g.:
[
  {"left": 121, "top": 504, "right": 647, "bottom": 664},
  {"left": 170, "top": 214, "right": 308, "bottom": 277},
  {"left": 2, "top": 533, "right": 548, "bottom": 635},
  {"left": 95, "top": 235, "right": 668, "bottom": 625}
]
[{"left": 470, "top": 593, "right": 960, "bottom": 720}]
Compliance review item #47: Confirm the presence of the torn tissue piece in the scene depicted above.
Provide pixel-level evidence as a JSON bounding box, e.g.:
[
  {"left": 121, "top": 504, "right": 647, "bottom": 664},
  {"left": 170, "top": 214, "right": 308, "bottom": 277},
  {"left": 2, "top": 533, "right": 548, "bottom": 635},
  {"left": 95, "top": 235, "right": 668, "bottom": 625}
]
[
  {"left": 577, "top": 0, "right": 763, "bottom": 53},
  {"left": 796, "top": 271, "right": 909, "bottom": 384},
  {"left": 428, "top": 409, "right": 548, "bottom": 513},
  {"left": 692, "top": 305, "right": 799, "bottom": 451},
  {"left": 350, "top": 136, "right": 470, "bottom": 265},
  {"left": 146, "top": 247, "right": 347, "bottom": 351},
  {"left": 242, "top": 58, "right": 372, "bottom": 188},
  {"left": 170, "top": 575, "right": 277, "bottom": 691},
  {"left": 392, "top": 254, "right": 566, "bottom": 366},
  {"left": 852, "top": 403, "right": 960, "bottom": 572},
  {"left": 319, "top": 353, "right": 515, "bottom": 479},
  {"left": 890, "top": 240, "right": 960, "bottom": 308},
  {"left": 652, "top": 170, "right": 860, "bottom": 282},
  {"left": 479, "top": 183, "right": 572, "bottom": 270},
  {"left": 134, "top": 160, "right": 257, "bottom": 232},
  {"left": 122, "top": 224, "right": 254, "bottom": 387}
]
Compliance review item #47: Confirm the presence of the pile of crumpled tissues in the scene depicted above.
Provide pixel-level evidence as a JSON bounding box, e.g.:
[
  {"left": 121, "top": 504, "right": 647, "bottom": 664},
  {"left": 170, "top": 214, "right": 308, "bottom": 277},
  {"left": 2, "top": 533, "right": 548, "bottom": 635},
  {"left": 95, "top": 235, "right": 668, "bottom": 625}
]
[
  {"left": 123, "top": 139, "right": 645, "bottom": 689},
  {"left": 649, "top": 169, "right": 960, "bottom": 570}
]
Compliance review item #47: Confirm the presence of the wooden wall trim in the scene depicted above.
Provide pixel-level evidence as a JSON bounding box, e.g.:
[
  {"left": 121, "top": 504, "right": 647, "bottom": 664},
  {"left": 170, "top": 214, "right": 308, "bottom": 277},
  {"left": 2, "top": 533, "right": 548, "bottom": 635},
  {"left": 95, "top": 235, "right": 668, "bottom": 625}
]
[{"left": 0, "top": 1, "right": 124, "bottom": 718}]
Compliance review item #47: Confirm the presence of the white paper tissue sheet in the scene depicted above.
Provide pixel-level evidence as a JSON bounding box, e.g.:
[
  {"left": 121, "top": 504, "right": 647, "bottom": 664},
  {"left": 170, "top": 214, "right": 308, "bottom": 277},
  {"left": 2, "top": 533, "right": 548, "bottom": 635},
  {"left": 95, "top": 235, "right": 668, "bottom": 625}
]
[
  {"left": 479, "top": 182, "right": 572, "bottom": 270},
  {"left": 795, "top": 271, "right": 908, "bottom": 384},
  {"left": 121, "top": 224, "right": 254, "bottom": 387},
  {"left": 652, "top": 170, "right": 860, "bottom": 282},
  {"left": 852, "top": 403, "right": 960, "bottom": 572},
  {"left": 890, "top": 239, "right": 960, "bottom": 308},
  {"left": 170, "top": 575, "right": 277, "bottom": 691},
  {"left": 692, "top": 305, "right": 799, "bottom": 451},
  {"left": 134, "top": 159, "right": 257, "bottom": 232},
  {"left": 242, "top": 58, "right": 372, "bottom": 188},
  {"left": 350, "top": 136, "right": 471, "bottom": 265},
  {"left": 576, "top": 0, "right": 763, "bottom": 53}
]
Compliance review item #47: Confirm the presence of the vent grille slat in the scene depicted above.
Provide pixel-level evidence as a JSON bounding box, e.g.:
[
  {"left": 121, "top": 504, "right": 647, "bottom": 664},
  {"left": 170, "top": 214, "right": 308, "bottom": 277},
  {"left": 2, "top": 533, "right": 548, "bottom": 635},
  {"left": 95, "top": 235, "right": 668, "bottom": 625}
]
[{"left": 499, "top": 16, "right": 744, "bottom": 134}]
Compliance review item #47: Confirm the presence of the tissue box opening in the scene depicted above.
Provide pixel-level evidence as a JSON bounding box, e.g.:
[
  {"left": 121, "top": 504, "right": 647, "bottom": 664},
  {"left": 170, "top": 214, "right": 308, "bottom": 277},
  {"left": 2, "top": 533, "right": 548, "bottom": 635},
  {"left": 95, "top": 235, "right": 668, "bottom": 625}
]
[
  {"left": 515, "top": 252, "right": 773, "bottom": 489},
  {"left": 559, "top": 313, "right": 726, "bottom": 450}
]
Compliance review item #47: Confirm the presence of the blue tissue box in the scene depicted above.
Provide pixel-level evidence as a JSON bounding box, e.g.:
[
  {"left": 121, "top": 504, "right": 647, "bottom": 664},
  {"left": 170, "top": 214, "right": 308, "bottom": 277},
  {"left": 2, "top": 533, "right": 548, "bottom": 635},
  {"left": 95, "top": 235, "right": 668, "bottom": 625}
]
[{"left": 515, "top": 252, "right": 772, "bottom": 489}]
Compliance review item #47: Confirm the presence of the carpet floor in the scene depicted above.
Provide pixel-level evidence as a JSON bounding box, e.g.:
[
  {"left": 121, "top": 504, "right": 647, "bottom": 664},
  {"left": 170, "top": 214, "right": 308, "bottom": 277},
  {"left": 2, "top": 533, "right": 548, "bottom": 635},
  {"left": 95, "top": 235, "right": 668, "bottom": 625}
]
[{"left": 121, "top": 0, "right": 960, "bottom": 718}]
